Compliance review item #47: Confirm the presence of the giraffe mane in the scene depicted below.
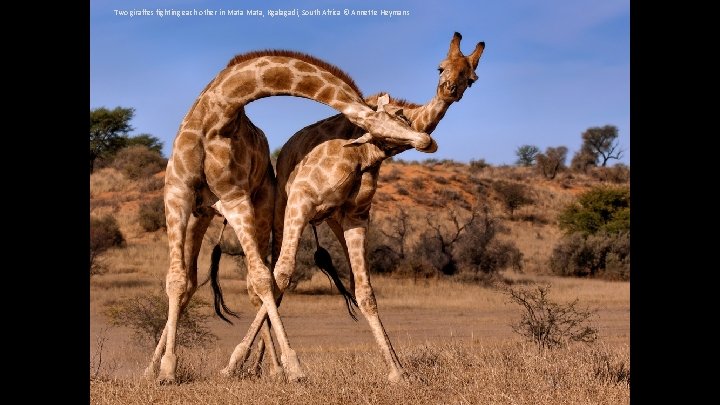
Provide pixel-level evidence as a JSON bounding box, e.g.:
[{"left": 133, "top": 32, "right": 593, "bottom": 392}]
[
  {"left": 366, "top": 92, "right": 423, "bottom": 109},
  {"left": 226, "top": 50, "right": 364, "bottom": 98}
]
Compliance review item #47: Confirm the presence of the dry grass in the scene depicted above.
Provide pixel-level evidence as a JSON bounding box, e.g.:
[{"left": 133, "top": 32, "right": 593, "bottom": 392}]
[
  {"left": 90, "top": 340, "right": 628, "bottom": 405},
  {"left": 91, "top": 168, "right": 130, "bottom": 196},
  {"left": 90, "top": 235, "right": 629, "bottom": 404},
  {"left": 90, "top": 162, "right": 629, "bottom": 404}
]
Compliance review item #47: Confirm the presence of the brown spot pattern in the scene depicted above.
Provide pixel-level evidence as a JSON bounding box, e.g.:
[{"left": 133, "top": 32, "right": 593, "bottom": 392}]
[
  {"left": 225, "top": 49, "right": 363, "bottom": 97},
  {"left": 295, "top": 75, "right": 324, "bottom": 97},
  {"left": 316, "top": 87, "right": 336, "bottom": 104},
  {"left": 293, "top": 61, "right": 316, "bottom": 73},
  {"left": 262, "top": 67, "right": 292, "bottom": 90},
  {"left": 222, "top": 71, "right": 257, "bottom": 98}
]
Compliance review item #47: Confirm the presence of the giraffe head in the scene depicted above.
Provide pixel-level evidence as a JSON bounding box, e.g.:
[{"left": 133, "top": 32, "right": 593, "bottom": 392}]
[
  {"left": 437, "top": 32, "right": 485, "bottom": 102},
  {"left": 346, "top": 94, "right": 438, "bottom": 153}
]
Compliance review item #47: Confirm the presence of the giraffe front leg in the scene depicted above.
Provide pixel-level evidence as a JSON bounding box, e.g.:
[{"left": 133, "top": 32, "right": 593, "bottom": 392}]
[
  {"left": 249, "top": 170, "right": 283, "bottom": 377},
  {"left": 215, "top": 196, "right": 305, "bottom": 382},
  {"left": 344, "top": 220, "right": 407, "bottom": 383},
  {"left": 222, "top": 281, "right": 283, "bottom": 378}
]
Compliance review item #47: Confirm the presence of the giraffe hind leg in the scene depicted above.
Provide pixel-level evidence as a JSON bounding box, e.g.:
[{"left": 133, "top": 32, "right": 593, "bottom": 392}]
[
  {"left": 343, "top": 221, "right": 407, "bottom": 383},
  {"left": 215, "top": 195, "right": 305, "bottom": 382},
  {"left": 145, "top": 210, "right": 215, "bottom": 378}
]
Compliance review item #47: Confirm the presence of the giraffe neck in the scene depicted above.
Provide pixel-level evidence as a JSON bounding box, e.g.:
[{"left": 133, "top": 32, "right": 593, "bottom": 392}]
[
  {"left": 401, "top": 96, "right": 452, "bottom": 134},
  {"left": 185, "top": 55, "right": 374, "bottom": 134}
]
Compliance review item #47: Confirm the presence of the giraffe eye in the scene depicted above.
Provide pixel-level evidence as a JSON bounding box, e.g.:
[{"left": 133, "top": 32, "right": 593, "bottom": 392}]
[
  {"left": 467, "top": 78, "right": 475, "bottom": 87},
  {"left": 438, "top": 67, "right": 444, "bottom": 74}
]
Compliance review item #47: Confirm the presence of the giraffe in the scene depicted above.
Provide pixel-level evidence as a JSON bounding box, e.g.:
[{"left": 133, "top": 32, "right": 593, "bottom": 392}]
[
  {"left": 223, "top": 33, "right": 485, "bottom": 382},
  {"left": 144, "top": 50, "right": 435, "bottom": 384}
]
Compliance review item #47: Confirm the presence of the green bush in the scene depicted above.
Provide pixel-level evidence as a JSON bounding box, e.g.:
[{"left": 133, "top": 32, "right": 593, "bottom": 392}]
[
  {"left": 90, "top": 214, "right": 125, "bottom": 276},
  {"left": 549, "top": 231, "right": 629, "bottom": 280},
  {"left": 111, "top": 145, "right": 167, "bottom": 180},
  {"left": 558, "top": 186, "right": 629, "bottom": 235},
  {"left": 138, "top": 197, "right": 166, "bottom": 232}
]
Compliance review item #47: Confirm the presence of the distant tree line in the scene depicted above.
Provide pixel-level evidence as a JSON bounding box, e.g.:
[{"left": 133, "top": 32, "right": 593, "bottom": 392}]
[{"left": 514, "top": 124, "right": 625, "bottom": 179}]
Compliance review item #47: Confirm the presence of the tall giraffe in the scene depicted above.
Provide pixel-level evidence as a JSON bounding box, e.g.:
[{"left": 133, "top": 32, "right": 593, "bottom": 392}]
[
  {"left": 145, "top": 50, "right": 434, "bottom": 384},
  {"left": 225, "top": 33, "right": 484, "bottom": 382}
]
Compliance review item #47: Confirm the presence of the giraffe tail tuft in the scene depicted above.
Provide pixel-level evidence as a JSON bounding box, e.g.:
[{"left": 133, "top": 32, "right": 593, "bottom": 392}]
[
  {"left": 313, "top": 229, "right": 359, "bottom": 321},
  {"left": 210, "top": 243, "right": 240, "bottom": 324}
]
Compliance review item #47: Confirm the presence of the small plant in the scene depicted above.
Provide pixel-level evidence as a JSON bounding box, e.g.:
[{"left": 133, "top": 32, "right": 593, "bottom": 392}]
[
  {"left": 138, "top": 197, "right": 166, "bottom": 232},
  {"left": 469, "top": 158, "right": 489, "bottom": 172},
  {"left": 396, "top": 186, "right": 410, "bottom": 196},
  {"left": 111, "top": 145, "right": 167, "bottom": 180},
  {"left": 90, "top": 214, "right": 125, "bottom": 276},
  {"left": 90, "top": 326, "right": 119, "bottom": 381},
  {"left": 506, "top": 284, "right": 598, "bottom": 350},
  {"left": 411, "top": 177, "right": 425, "bottom": 189},
  {"left": 381, "top": 168, "right": 401, "bottom": 182},
  {"left": 433, "top": 175, "right": 449, "bottom": 185},
  {"left": 492, "top": 180, "right": 534, "bottom": 219},
  {"left": 104, "top": 291, "right": 217, "bottom": 348},
  {"left": 590, "top": 346, "right": 630, "bottom": 385},
  {"left": 138, "top": 176, "right": 165, "bottom": 192}
]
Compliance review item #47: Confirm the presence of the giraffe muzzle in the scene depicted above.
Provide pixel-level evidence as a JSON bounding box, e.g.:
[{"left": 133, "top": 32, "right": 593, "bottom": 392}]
[{"left": 413, "top": 135, "right": 438, "bottom": 153}]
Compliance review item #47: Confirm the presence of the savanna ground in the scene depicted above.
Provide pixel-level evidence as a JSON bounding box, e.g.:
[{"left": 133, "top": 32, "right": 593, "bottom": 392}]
[{"left": 90, "top": 161, "right": 630, "bottom": 404}]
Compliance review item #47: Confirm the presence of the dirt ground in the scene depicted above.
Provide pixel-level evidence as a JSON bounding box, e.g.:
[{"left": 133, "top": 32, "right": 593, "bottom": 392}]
[{"left": 90, "top": 273, "right": 629, "bottom": 379}]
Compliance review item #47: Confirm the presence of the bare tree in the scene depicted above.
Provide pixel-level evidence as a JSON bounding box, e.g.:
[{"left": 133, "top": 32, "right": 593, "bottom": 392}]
[
  {"left": 416, "top": 209, "right": 478, "bottom": 275},
  {"left": 378, "top": 207, "right": 410, "bottom": 260}
]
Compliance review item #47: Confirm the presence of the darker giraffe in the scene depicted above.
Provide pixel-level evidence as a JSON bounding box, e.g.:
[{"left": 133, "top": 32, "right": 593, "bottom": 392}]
[{"left": 228, "top": 33, "right": 484, "bottom": 382}]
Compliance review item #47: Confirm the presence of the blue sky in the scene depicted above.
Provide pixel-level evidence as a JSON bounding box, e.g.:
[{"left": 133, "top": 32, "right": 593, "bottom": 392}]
[{"left": 90, "top": 0, "right": 629, "bottom": 165}]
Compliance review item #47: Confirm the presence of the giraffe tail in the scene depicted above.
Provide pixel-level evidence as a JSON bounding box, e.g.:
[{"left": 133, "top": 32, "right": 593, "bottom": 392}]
[
  {"left": 210, "top": 219, "right": 240, "bottom": 324},
  {"left": 312, "top": 225, "right": 359, "bottom": 321}
]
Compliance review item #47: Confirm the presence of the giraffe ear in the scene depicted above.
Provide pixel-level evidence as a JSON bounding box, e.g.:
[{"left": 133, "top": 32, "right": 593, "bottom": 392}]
[
  {"left": 344, "top": 132, "right": 374, "bottom": 147},
  {"left": 376, "top": 94, "right": 390, "bottom": 112}
]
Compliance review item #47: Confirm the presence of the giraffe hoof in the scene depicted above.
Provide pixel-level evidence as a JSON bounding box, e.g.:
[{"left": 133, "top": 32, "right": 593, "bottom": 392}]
[
  {"left": 157, "top": 354, "right": 177, "bottom": 384},
  {"left": 220, "top": 367, "right": 236, "bottom": 379},
  {"left": 157, "top": 376, "right": 176, "bottom": 385},
  {"left": 388, "top": 370, "right": 409, "bottom": 384},
  {"left": 269, "top": 365, "right": 285, "bottom": 378}
]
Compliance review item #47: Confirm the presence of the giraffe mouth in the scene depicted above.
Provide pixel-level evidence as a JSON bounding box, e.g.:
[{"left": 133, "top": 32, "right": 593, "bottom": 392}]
[{"left": 413, "top": 136, "right": 438, "bottom": 153}]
